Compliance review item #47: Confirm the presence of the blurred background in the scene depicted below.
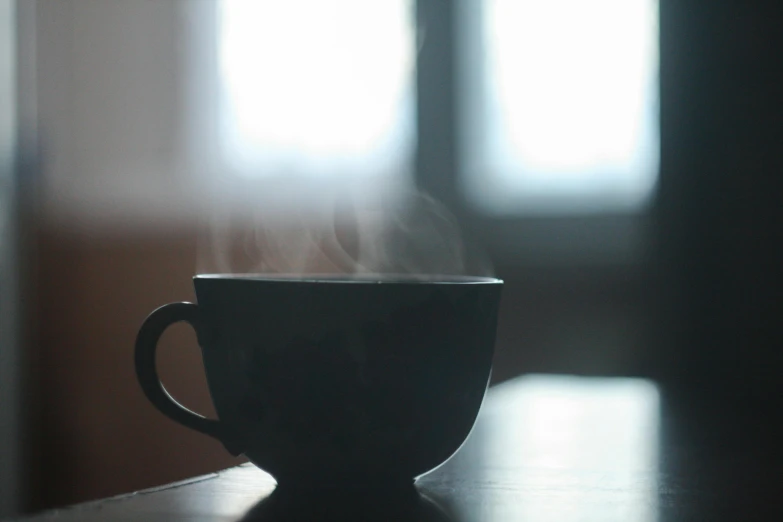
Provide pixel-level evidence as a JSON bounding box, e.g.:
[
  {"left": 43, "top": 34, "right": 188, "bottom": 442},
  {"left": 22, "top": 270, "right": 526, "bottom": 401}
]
[{"left": 1, "top": 0, "right": 782, "bottom": 518}]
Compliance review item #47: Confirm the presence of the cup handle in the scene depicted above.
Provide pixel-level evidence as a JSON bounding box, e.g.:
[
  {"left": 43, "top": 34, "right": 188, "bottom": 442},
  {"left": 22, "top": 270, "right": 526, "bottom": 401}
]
[{"left": 134, "top": 302, "right": 243, "bottom": 456}]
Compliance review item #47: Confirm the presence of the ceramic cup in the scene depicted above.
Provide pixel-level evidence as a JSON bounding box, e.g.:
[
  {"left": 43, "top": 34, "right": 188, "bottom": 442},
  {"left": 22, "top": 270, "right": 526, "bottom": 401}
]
[{"left": 135, "top": 274, "right": 502, "bottom": 488}]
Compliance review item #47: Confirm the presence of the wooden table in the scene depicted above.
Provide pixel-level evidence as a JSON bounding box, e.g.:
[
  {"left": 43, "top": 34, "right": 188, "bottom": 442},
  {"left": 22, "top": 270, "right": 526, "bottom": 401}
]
[{"left": 16, "top": 374, "right": 783, "bottom": 521}]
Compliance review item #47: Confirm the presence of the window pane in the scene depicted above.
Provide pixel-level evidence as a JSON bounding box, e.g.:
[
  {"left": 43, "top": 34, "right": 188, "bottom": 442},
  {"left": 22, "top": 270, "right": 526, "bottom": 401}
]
[
  {"left": 220, "top": 0, "right": 415, "bottom": 183},
  {"left": 458, "top": 0, "right": 659, "bottom": 214}
]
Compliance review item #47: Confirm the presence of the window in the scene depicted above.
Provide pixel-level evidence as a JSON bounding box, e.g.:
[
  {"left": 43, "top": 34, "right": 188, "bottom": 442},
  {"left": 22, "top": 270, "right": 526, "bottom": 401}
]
[
  {"left": 217, "top": 0, "right": 661, "bottom": 262},
  {"left": 219, "top": 0, "right": 415, "bottom": 185},
  {"left": 458, "top": 0, "right": 659, "bottom": 215}
]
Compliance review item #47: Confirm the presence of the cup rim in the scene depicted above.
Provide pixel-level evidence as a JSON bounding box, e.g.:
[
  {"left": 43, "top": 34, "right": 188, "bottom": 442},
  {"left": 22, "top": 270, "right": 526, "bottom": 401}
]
[{"left": 195, "top": 273, "right": 502, "bottom": 285}]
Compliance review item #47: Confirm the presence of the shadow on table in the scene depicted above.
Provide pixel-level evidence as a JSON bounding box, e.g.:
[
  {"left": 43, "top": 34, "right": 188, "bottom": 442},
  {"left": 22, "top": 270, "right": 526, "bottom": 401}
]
[{"left": 236, "top": 484, "right": 459, "bottom": 522}]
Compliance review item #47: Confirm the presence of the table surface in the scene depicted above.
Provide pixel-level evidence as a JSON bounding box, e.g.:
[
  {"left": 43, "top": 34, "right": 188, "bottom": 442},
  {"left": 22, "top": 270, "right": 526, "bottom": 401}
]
[{"left": 16, "top": 374, "right": 783, "bottom": 521}]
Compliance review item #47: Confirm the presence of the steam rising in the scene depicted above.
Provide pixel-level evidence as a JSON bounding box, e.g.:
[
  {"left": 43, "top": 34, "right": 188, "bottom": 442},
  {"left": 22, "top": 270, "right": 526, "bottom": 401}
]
[{"left": 197, "top": 190, "right": 492, "bottom": 278}]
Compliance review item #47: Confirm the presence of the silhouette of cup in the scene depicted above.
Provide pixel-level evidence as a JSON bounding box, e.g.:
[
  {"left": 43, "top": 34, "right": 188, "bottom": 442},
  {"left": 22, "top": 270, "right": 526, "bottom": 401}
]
[{"left": 135, "top": 274, "right": 502, "bottom": 487}]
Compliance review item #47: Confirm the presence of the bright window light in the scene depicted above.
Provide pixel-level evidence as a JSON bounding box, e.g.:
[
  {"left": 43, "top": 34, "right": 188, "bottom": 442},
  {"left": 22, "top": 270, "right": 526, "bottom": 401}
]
[
  {"left": 219, "top": 0, "right": 414, "bottom": 182},
  {"left": 479, "top": 376, "right": 660, "bottom": 521},
  {"left": 459, "top": 0, "right": 660, "bottom": 214}
]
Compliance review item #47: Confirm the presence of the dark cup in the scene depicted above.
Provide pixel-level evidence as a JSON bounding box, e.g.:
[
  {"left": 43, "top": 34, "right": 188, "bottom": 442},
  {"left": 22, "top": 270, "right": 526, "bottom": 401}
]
[{"left": 135, "top": 274, "right": 502, "bottom": 487}]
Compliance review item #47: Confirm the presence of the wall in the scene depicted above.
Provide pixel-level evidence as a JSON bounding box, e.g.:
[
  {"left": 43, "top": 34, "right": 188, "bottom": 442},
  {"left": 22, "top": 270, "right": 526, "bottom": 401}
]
[
  {"left": 656, "top": 1, "right": 783, "bottom": 412},
  {"left": 33, "top": 226, "right": 245, "bottom": 508},
  {"left": 1, "top": 0, "right": 20, "bottom": 517},
  {"left": 30, "top": 0, "right": 243, "bottom": 509},
  {"left": 35, "top": 0, "right": 207, "bottom": 231}
]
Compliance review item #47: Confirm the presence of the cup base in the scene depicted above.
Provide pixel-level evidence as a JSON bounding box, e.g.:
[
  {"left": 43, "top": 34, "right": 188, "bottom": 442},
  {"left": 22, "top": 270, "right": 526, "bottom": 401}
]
[{"left": 274, "top": 476, "right": 416, "bottom": 495}]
